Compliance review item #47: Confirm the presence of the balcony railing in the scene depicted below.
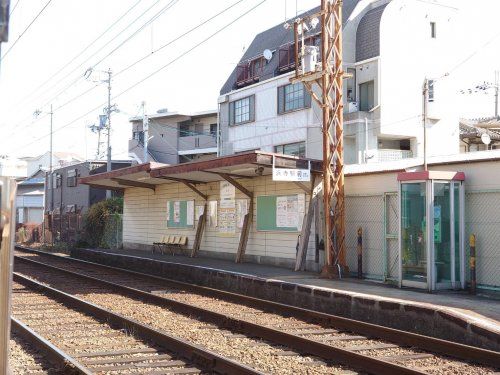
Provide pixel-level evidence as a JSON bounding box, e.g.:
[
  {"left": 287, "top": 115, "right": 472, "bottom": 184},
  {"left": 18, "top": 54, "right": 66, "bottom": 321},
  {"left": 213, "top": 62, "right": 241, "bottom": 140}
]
[
  {"left": 375, "top": 149, "right": 413, "bottom": 162},
  {"left": 236, "top": 62, "right": 261, "bottom": 87}
]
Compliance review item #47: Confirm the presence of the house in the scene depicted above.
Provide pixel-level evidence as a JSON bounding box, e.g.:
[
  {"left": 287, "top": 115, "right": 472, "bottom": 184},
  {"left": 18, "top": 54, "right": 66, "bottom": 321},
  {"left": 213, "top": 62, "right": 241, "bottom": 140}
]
[
  {"left": 45, "top": 160, "right": 133, "bottom": 215},
  {"left": 15, "top": 169, "right": 45, "bottom": 225},
  {"left": 0, "top": 156, "right": 27, "bottom": 177},
  {"left": 21, "top": 151, "right": 84, "bottom": 177},
  {"left": 459, "top": 117, "right": 500, "bottom": 152},
  {"left": 128, "top": 109, "right": 218, "bottom": 164},
  {"left": 218, "top": 0, "right": 459, "bottom": 164}
]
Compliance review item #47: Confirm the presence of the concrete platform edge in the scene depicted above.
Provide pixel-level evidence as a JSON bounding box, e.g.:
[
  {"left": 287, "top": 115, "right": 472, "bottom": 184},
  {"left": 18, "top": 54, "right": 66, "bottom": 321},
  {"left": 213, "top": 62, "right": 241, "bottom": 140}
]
[{"left": 70, "top": 247, "right": 500, "bottom": 351}]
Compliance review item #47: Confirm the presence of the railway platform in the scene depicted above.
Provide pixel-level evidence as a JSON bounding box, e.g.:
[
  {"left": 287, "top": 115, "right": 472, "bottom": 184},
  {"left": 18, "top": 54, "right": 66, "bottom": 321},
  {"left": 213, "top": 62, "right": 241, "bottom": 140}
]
[{"left": 65, "top": 247, "right": 500, "bottom": 351}]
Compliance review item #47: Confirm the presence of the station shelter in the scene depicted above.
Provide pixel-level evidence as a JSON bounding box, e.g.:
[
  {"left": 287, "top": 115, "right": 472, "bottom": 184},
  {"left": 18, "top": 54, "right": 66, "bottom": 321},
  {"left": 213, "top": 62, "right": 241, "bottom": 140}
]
[{"left": 80, "top": 151, "right": 496, "bottom": 292}]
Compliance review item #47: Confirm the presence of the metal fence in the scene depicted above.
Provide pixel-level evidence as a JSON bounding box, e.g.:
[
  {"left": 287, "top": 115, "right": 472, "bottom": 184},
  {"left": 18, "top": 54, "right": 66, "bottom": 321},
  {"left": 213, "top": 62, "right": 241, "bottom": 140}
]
[
  {"left": 345, "top": 191, "right": 500, "bottom": 290},
  {"left": 465, "top": 191, "right": 500, "bottom": 290},
  {"left": 102, "top": 213, "right": 123, "bottom": 249}
]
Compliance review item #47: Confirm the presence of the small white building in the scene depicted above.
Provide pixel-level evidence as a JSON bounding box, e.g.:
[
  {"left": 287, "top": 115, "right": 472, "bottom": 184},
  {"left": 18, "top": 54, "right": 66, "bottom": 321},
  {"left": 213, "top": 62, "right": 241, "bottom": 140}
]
[
  {"left": 0, "top": 157, "right": 27, "bottom": 178},
  {"left": 218, "top": 0, "right": 459, "bottom": 164}
]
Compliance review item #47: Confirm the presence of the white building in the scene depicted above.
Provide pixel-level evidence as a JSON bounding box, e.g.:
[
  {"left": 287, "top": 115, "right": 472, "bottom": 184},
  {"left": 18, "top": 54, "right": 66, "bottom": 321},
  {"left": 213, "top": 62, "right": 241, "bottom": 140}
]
[
  {"left": 21, "top": 151, "right": 84, "bottom": 177},
  {"left": 128, "top": 110, "right": 218, "bottom": 164},
  {"left": 218, "top": 0, "right": 459, "bottom": 164},
  {"left": 0, "top": 157, "right": 27, "bottom": 178}
]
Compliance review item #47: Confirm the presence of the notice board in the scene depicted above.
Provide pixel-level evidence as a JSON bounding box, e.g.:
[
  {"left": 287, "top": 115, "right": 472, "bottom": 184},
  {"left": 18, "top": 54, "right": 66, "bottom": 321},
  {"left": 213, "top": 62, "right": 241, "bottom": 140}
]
[
  {"left": 166, "top": 200, "right": 194, "bottom": 228},
  {"left": 256, "top": 194, "right": 305, "bottom": 232}
]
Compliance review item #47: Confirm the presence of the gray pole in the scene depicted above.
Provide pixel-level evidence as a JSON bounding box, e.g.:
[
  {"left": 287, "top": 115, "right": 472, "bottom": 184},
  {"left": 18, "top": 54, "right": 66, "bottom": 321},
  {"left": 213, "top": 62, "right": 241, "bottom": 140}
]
[
  {"left": 423, "top": 78, "right": 428, "bottom": 171},
  {"left": 495, "top": 70, "right": 498, "bottom": 120},
  {"left": 50, "top": 104, "right": 54, "bottom": 211},
  {"left": 106, "top": 68, "right": 112, "bottom": 199},
  {"left": 143, "top": 102, "right": 149, "bottom": 163}
]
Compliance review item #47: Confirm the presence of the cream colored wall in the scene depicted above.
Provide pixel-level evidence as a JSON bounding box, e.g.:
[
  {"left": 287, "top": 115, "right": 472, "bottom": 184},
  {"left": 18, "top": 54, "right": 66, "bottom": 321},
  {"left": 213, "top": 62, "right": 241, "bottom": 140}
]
[{"left": 123, "top": 175, "right": 317, "bottom": 262}]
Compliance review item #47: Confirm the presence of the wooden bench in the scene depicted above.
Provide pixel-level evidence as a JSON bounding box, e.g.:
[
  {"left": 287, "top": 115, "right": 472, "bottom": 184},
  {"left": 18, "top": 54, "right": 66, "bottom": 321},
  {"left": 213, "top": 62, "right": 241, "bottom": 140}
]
[{"left": 153, "top": 235, "right": 188, "bottom": 255}]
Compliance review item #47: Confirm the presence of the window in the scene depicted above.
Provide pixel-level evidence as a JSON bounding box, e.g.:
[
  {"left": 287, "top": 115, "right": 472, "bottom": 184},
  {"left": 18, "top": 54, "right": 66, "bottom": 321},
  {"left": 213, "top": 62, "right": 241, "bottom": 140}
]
[
  {"left": 430, "top": 22, "right": 436, "bottom": 38},
  {"left": 346, "top": 68, "right": 356, "bottom": 102},
  {"left": 210, "top": 123, "right": 217, "bottom": 137},
  {"left": 52, "top": 173, "right": 61, "bottom": 189},
  {"left": 275, "top": 142, "right": 306, "bottom": 158},
  {"left": 229, "top": 95, "right": 255, "bottom": 125},
  {"left": 179, "top": 123, "right": 190, "bottom": 137},
  {"left": 278, "top": 83, "right": 311, "bottom": 114},
  {"left": 359, "top": 80, "right": 375, "bottom": 111},
  {"left": 67, "top": 169, "right": 77, "bottom": 187},
  {"left": 428, "top": 80, "right": 434, "bottom": 102},
  {"left": 250, "top": 56, "right": 264, "bottom": 77}
]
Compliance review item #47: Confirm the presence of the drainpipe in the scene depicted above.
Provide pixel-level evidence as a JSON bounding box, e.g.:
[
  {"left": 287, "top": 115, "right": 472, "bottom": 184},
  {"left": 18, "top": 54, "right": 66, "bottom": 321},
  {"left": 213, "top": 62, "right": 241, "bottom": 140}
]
[{"left": 364, "top": 117, "right": 369, "bottom": 163}]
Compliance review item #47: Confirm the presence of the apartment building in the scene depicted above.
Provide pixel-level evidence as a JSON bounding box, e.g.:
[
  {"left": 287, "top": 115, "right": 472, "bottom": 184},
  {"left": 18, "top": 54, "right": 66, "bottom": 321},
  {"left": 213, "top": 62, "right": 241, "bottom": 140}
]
[
  {"left": 129, "top": 110, "right": 218, "bottom": 164},
  {"left": 45, "top": 160, "right": 132, "bottom": 215},
  {"left": 218, "top": 0, "right": 459, "bottom": 164}
]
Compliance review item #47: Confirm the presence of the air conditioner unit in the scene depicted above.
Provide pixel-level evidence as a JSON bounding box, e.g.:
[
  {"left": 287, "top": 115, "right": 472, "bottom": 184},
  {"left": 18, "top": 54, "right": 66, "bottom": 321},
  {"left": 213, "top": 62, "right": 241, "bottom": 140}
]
[{"left": 348, "top": 102, "right": 358, "bottom": 113}]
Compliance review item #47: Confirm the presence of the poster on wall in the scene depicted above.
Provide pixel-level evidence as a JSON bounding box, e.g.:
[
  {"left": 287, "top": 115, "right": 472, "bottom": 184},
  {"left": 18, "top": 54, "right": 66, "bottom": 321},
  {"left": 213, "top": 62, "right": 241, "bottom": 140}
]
[
  {"left": 173, "top": 201, "right": 180, "bottom": 223},
  {"left": 166, "top": 201, "right": 170, "bottom": 222},
  {"left": 195, "top": 205, "right": 205, "bottom": 220},
  {"left": 276, "top": 194, "right": 305, "bottom": 229},
  {"left": 220, "top": 181, "right": 235, "bottom": 208},
  {"left": 186, "top": 201, "right": 194, "bottom": 226},
  {"left": 219, "top": 207, "right": 236, "bottom": 235},
  {"left": 208, "top": 200, "right": 218, "bottom": 227},
  {"left": 236, "top": 199, "right": 248, "bottom": 229},
  {"left": 434, "top": 205, "right": 441, "bottom": 244}
]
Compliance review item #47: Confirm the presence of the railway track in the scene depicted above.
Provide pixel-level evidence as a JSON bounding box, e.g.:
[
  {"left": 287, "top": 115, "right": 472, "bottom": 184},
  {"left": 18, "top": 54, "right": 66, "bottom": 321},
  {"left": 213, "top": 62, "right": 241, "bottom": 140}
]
[
  {"left": 10, "top": 320, "right": 70, "bottom": 374},
  {"left": 14, "top": 246, "right": 500, "bottom": 374},
  {"left": 10, "top": 272, "right": 260, "bottom": 374}
]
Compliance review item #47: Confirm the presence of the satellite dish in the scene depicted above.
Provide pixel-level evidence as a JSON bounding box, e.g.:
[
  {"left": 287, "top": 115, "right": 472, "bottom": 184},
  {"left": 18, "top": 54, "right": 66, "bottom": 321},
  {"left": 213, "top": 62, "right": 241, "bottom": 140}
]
[
  {"left": 481, "top": 133, "right": 491, "bottom": 145},
  {"left": 263, "top": 49, "right": 272, "bottom": 61}
]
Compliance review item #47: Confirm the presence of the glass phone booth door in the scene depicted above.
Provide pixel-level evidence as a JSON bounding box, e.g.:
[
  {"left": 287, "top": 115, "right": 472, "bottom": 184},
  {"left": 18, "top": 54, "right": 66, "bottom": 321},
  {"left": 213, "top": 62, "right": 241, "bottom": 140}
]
[{"left": 398, "top": 172, "right": 465, "bottom": 291}]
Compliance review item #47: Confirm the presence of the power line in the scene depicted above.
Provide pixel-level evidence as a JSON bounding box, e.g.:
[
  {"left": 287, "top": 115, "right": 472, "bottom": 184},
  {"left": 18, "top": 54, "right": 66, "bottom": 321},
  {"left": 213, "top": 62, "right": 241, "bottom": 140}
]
[
  {"left": 114, "top": 0, "right": 245, "bottom": 78},
  {"left": 4, "top": 0, "right": 180, "bottom": 137},
  {"left": 8, "top": 0, "right": 268, "bottom": 156},
  {"left": 0, "top": 0, "right": 54, "bottom": 62},
  {"left": 16, "top": 0, "right": 169, "bottom": 116},
  {"left": 14, "top": 0, "right": 144, "bottom": 109},
  {"left": 9, "top": 0, "right": 21, "bottom": 17}
]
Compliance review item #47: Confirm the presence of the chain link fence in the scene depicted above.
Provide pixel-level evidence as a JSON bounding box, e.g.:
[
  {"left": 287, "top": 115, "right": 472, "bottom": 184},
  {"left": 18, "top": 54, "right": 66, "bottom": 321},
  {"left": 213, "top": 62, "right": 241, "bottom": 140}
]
[
  {"left": 101, "top": 213, "right": 123, "bottom": 249},
  {"left": 345, "top": 190, "right": 500, "bottom": 290},
  {"left": 465, "top": 191, "right": 500, "bottom": 289}
]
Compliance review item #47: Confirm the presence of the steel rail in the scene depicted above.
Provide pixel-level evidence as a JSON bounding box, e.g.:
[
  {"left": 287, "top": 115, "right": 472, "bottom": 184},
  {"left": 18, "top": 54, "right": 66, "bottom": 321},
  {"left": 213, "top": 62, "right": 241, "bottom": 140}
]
[
  {"left": 15, "top": 254, "right": 425, "bottom": 375},
  {"left": 15, "top": 246, "right": 500, "bottom": 369},
  {"left": 13, "top": 271, "right": 261, "bottom": 375},
  {"left": 10, "top": 317, "right": 91, "bottom": 374}
]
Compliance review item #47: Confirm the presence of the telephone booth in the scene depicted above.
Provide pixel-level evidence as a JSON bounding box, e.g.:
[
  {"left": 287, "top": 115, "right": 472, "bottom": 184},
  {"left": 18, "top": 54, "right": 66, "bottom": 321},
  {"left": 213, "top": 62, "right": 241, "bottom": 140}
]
[{"left": 398, "top": 171, "right": 465, "bottom": 291}]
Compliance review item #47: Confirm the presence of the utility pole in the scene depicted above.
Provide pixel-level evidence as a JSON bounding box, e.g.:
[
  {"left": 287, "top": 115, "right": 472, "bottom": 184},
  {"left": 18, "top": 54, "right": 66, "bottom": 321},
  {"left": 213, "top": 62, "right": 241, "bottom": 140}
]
[
  {"left": 142, "top": 101, "right": 149, "bottom": 163},
  {"left": 292, "top": 0, "right": 346, "bottom": 278},
  {"left": 495, "top": 70, "right": 499, "bottom": 120},
  {"left": 423, "top": 78, "right": 428, "bottom": 171},
  {"left": 49, "top": 104, "right": 54, "bottom": 211},
  {"left": 105, "top": 68, "right": 112, "bottom": 199}
]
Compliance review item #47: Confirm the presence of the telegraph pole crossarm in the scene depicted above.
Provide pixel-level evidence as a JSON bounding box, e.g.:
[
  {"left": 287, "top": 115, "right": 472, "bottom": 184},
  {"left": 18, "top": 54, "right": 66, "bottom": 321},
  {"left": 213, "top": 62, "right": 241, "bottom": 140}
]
[{"left": 291, "top": 0, "right": 347, "bottom": 278}]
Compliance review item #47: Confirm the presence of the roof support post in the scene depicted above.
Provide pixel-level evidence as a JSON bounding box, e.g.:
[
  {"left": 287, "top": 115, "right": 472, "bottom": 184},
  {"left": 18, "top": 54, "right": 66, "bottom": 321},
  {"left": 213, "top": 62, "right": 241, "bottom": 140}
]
[
  {"left": 191, "top": 202, "right": 207, "bottom": 258},
  {"left": 216, "top": 173, "right": 253, "bottom": 199},
  {"left": 295, "top": 175, "right": 318, "bottom": 271},
  {"left": 216, "top": 172, "right": 253, "bottom": 263},
  {"left": 181, "top": 181, "right": 208, "bottom": 201},
  {"left": 110, "top": 178, "right": 156, "bottom": 191},
  {"left": 236, "top": 197, "right": 253, "bottom": 263}
]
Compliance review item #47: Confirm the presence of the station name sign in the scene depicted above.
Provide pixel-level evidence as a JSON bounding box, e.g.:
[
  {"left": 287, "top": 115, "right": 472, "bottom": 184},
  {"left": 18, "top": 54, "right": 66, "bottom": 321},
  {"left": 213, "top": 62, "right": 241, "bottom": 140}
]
[{"left": 272, "top": 156, "right": 311, "bottom": 182}]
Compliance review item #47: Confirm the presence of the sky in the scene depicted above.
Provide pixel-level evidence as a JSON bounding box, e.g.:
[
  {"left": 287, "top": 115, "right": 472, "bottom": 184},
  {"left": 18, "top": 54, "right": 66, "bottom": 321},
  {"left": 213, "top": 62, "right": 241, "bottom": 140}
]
[{"left": 0, "top": 0, "right": 499, "bottom": 161}]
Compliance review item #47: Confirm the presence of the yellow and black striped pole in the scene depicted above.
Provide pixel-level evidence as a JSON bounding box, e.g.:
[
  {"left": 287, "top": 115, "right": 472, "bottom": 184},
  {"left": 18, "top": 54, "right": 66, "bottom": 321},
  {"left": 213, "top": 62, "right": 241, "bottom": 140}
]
[
  {"left": 469, "top": 234, "right": 476, "bottom": 294},
  {"left": 357, "top": 227, "right": 363, "bottom": 279}
]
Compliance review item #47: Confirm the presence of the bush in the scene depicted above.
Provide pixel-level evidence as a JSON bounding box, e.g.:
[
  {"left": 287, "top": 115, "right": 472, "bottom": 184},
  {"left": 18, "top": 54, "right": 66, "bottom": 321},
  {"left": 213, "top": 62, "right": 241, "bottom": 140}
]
[{"left": 82, "top": 197, "right": 123, "bottom": 248}]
